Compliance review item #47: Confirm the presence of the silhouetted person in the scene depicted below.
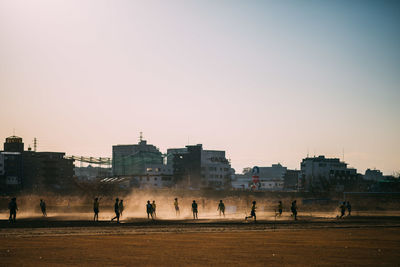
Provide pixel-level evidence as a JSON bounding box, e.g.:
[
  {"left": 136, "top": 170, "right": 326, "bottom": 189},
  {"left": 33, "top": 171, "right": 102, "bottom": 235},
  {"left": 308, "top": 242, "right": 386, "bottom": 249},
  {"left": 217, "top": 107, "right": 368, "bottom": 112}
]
[
  {"left": 111, "top": 198, "right": 120, "bottom": 223},
  {"left": 291, "top": 200, "right": 298, "bottom": 220},
  {"left": 93, "top": 198, "right": 99, "bottom": 221},
  {"left": 174, "top": 198, "right": 180, "bottom": 216},
  {"left": 152, "top": 200, "right": 157, "bottom": 218},
  {"left": 119, "top": 199, "right": 124, "bottom": 217},
  {"left": 40, "top": 199, "right": 47, "bottom": 217},
  {"left": 278, "top": 201, "right": 283, "bottom": 216},
  {"left": 192, "top": 200, "right": 198, "bottom": 219},
  {"left": 346, "top": 201, "right": 352, "bottom": 216},
  {"left": 245, "top": 201, "right": 257, "bottom": 222},
  {"left": 8, "top": 197, "right": 18, "bottom": 223},
  {"left": 146, "top": 200, "right": 154, "bottom": 220},
  {"left": 217, "top": 200, "right": 225, "bottom": 217},
  {"left": 339, "top": 202, "right": 346, "bottom": 219}
]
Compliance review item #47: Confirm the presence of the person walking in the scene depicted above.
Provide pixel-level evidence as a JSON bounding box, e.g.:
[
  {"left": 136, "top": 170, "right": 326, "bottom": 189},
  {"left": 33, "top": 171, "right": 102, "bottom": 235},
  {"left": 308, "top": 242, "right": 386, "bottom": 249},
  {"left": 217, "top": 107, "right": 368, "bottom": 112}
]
[
  {"left": 174, "top": 198, "right": 180, "bottom": 217},
  {"left": 152, "top": 200, "right": 157, "bottom": 218},
  {"left": 93, "top": 198, "right": 100, "bottom": 221},
  {"left": 119, "top": 199, "right": 124, "bottom": 217},
  {"left": 111, "top": 198, "right": 120, "bottom": 223},
  {"left": 8, "top": 197, "right": 18, "bottom": 223},
  {"left": 291, "top": 200, "right": 298, "bottom": 221},
  {"left": 217, "top": 200, "right": 225, "bottom": 217},
  {"left": 40, "top": 199, "right": 47, "bottom": 217},
  {"left": 278, "top": 201, "right": 283, "bottom": 216},
  {"left": 146, "top": 200, "right": 154, "bottom": 220},
  {"left": 192, "top": 200, "right": 198, "bottom": 219}
]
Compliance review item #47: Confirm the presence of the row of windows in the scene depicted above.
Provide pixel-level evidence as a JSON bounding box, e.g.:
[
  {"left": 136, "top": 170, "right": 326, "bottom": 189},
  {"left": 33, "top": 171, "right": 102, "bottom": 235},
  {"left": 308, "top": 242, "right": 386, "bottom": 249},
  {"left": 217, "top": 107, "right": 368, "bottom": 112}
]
[
  {"left": 138, "top": 176, "right": 172, "bottom": 182},
  {"left": 146, "top": 168, "right": 172, "bottom": 173},
  {"left": 202, "top": 174, "right": 224, "bottom": 179}
]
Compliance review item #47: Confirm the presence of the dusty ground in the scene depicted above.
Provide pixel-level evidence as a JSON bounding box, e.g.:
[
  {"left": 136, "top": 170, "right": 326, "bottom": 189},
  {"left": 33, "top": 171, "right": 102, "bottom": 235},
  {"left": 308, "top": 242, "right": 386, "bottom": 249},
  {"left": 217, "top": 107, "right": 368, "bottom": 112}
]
[{"left": 0, "top": 216, "right": 400, "bottom": 266}]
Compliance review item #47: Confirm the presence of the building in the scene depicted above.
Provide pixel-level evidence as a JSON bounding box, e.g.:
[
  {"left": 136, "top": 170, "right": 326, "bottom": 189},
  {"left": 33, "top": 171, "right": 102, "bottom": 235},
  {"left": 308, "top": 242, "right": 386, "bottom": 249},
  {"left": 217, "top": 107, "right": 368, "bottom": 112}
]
[
  {"left": 231, "top": 174, "right": 251, "bottom": 190},
  {"left": 232, "top": 164, "right": 287, "bottom": 191},
  {"left": 167, "top": 144, "right": 232, "bottom": 189},
  {"left": 364, "top": 169, "right": 383, "bottom": 181},
  {"left": 0, "top": 153, "right": 4, "bottom": 176},
  {"left": 23, "top": 151, "right": 75, "bottom": 191},
  {"left": 242, "top": 164, "right": 287, "bottom": 179},
  {"left": 112, "top": 138, "right": 163, "bottom": 176},
  {"left": 300, "top": 155, "right": 358, "bottom": 192},
  {"left": 1, "top": 136, "right": 75, "bottom": 192},
  {"left": 283, "top": 169, "right": 300, "bottom": 190},
  {"left": 0, "top": 152, "right": 23, "bottom": 191},
  {"left": 128, "top": 164, "right": 174, "bottom": 189}
]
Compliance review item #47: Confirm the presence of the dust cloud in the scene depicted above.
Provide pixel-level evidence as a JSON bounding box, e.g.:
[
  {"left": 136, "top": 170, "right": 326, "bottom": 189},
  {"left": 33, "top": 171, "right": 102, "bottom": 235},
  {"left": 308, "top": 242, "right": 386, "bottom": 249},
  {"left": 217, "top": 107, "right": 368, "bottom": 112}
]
[{"left": 0, "top": 189, "right": 353, "bottom": 221}]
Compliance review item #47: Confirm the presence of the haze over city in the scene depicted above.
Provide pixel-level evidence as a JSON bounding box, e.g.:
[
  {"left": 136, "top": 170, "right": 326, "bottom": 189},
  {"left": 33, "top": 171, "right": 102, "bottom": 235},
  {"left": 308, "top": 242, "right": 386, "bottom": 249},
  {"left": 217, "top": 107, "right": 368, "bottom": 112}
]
[{"left": 1, "top": 0, "right": 399, "bottom": 175}]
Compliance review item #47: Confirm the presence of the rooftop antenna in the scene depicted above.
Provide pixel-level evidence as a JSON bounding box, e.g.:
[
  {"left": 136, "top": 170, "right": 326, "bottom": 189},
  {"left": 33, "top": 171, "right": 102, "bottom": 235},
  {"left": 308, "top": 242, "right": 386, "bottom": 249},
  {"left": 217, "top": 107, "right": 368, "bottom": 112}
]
[
  {"left": 34, "top": 138, "right": 37, "bottom": 152},
  {"left": 342, "top": 148, "right": 344, "bottom": 162},
  {"left": 139, "top": 132, "right": 143, "bottom": 142}
]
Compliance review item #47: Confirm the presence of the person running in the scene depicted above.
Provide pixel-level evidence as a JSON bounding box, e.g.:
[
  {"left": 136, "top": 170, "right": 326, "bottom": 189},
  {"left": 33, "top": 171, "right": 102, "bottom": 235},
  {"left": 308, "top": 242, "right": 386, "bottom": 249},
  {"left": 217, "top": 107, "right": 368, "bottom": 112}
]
[
  {"left": 346, "top": 201, "right": 352, "bottom": 216},
  {"left": 174, "top": 198, "right": 180, "bottom": 216},
  {"left": 217, "top": 200, "right": 225, "bottom": 217},
  {"left": 192, "top": 200, "right": 198, "bottom": 219},
  {"left": 111, "top": 198, "right": 120, "bottom": 223},
  {"left": 93, "top": 198, "right": 99, "bottom": 221},
  {"left": 146, "top": 200, "right": 154, "bottom": 220},
  {"left": 278, "top": 201, "right": 283, "bottom": 216},
  {"left": 119, "top": 199, "right": 124, "bottom": 217},
  {"left": 339, "top": 202, "right": 346, "bottom": 219},
  {"left": 40, "top": 199, "right": 47, "bottom": 217},
  {"left": 152, "top": 201, "right": 157, "bottom": 218},
  {"left": 8, "top": 197, "right": 18, "bottom": 223},
  {"left": 291, "top": 200, "right": 298, "bottom": 220},
  {"left": 245, "top": 201, "right": 257, "bottom": 222}
]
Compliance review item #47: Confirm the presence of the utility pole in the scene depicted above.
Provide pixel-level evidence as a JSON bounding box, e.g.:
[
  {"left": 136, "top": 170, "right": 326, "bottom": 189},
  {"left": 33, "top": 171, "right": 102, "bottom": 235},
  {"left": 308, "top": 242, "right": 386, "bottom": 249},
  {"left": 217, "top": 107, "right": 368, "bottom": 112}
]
[{"left": 34, "top": 138, "right": 37, "bottom": 152}]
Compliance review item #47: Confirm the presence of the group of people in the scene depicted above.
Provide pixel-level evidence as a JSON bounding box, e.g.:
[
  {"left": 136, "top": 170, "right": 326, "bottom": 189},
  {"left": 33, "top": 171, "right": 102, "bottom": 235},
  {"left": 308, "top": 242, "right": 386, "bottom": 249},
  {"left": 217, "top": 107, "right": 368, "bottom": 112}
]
[
  {"left": 8, "top": 198, "right": 45, "bottom": 223},
  {"left": 146, "top": 200, "right": 157, "bottom": 220},
  {"left": 93, "top": 197, "right": 125, "bottom": 223},
  {"left": 339, "top": 201, "right": 352, "bottom": 218},
  {"left": 245, "top": 200, "right": 299, "bottom": 222},
  {"left": 110, "top": 198, "right": 124, "bottom": 223},
  {"left": 8, "top": 197, "right": 351, "bottom": 223}
]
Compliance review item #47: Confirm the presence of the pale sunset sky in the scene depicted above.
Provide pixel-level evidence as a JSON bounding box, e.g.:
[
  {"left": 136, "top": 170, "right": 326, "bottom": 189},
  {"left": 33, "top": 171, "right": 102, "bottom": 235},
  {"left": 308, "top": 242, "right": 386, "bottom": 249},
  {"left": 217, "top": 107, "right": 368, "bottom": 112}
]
[{"left": 0, "top": 0, "right": 399, "bottom": 174}]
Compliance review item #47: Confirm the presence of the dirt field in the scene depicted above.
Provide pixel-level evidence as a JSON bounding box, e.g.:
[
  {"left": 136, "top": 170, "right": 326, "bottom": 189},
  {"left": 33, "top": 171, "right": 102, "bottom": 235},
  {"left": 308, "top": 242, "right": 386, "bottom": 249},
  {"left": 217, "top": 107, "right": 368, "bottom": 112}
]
[{"left": 1, "top": 217, "right": 400, "bottom": 266}]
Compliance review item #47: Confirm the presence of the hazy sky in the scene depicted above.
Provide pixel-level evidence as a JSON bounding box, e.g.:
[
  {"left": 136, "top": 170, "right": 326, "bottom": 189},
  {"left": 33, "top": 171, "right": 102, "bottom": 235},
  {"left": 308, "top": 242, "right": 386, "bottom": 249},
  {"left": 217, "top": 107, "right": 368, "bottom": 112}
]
[{"left": 0, "top": 0, "right": 399, "bottom": 175}]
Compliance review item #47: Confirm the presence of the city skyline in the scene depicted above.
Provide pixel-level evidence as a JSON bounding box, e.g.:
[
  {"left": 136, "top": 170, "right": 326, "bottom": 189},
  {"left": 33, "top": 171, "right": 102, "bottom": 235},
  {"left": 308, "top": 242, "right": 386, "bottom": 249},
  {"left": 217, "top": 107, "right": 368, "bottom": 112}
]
[
  {"left": 0, "top": 133, "right": 396, "bottom": 176},
  {"left": 1, "top": 1, "right": 399, "bottom": 175}
]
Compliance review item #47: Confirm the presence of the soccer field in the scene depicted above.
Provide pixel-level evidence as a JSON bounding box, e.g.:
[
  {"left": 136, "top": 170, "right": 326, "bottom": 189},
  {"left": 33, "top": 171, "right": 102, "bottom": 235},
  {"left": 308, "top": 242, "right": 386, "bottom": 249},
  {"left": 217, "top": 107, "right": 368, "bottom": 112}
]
[{"left": 1, "top": 217, "right": 399, "bottom": 266}]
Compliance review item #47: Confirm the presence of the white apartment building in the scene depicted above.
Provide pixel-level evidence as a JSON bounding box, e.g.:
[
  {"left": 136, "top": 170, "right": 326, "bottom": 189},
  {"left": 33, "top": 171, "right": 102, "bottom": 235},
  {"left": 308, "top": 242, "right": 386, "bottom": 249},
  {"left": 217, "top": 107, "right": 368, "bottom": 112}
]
[{"left": 200, "top": 150, "right": 231, "bottom": 189}]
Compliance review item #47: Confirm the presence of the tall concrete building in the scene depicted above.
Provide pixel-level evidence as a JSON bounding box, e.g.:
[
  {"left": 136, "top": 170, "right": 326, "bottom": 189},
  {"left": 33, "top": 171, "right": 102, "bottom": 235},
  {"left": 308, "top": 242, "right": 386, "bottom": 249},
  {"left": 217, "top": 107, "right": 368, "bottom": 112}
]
[
  {"left": 112, "top": 138, "right": 163, "bottom": 176},
  {"left": 167, "top": 144, "right": 231, "bottom": 189},
  {"left": 0, "top": 136, "right": 75, "bottom": 192},
  {"left": 300, "top": 155, "right": 358, "bottom": 191},
  {"left": 364, "top": 169, "right": 383, "bottom": 181}
]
